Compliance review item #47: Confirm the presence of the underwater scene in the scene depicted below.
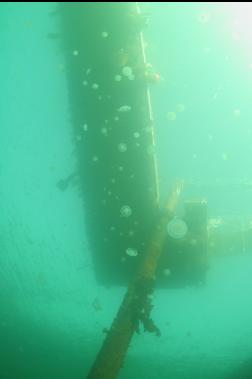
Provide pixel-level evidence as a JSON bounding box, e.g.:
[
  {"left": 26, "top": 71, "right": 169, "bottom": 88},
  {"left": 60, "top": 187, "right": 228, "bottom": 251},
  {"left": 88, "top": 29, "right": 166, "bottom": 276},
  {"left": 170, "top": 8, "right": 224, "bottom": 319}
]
[{"left": 1, "top": 2, "right": 252, "bottom": 379}]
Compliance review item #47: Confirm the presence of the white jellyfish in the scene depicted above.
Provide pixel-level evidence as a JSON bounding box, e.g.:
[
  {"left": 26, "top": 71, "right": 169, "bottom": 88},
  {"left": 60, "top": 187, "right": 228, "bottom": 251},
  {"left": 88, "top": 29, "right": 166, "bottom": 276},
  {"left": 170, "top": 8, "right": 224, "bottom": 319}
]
[
  {"left": 114, "top": 74, "right": 122, "bottom": 82},
  {"left": 122, "top": 66, "right": 133, "bottom": 77},
  {"left": 101, "top": 31, "right": 109, "bottom": 38},
  {"left": 101, "top": 127, "right": 108, "bottom": 135},
  {"left": 128, "top": 74, "right": 135, "bottom": 81},
  {"left": 167, "top": 218, "right": 188, "bottom": 239},
  {"left": 133, "top": 132, "right": 140, "bottom": 138},
  {"left": 126, "top": 248, "right": 138, "bottom": 257},
  {"left": 118, "top": 105, "right": 131, "bottom": 112},
  {"left": 118, "top": 143, "right": 127, "bottom": 152},
  {"left": 163, "top": 268, "right": 171, "bottom": 277},
  {"left": 120, "top": 205, "right": 132, "bottom": 217}
]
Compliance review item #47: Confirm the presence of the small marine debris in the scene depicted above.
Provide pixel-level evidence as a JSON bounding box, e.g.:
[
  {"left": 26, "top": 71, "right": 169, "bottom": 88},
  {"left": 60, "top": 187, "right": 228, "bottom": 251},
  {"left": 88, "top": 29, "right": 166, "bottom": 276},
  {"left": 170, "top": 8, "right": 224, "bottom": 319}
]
[
  {"left": 118, "top": 143, "right": 127, "bottom": 152},
  {"left": 92, "top": 297, "right": 102, "bottom": 312},
  {"left": 167, "top": 218, "right": 188, "bottom": 239},
  {"left": 197, "top": 12, "right": 211, "bottom": 24},
  {"left": 24, "top": 20, "right": 33, "bottom": 28},
  {"left": 203, "top": 47, "right": 211, "bottom": 55},
  {"left": 192, "top": 153, "right": 197, "bottom": 159},
  {"left": 82, "top": 80, "right": 88, "bottom": 86},
  {"left": 92, "top": 155, "right": 99, "bottom": 162},
  {"left": 117, "top": 105, "right": 131, "bottom": 113},
  {"left": 56, "top": 172, "right": 78, "bottom": 192},
  {"left": 92, "top": 83, "right": 99, "bottom": 90},
  {"left": 47, "top": 32, "right": 61, "bottom": 40},
  {"left": 82, "top": 123, "right": 88, "bottom": 131},
  {"left": 143, "top": 63, "right": 161, "bottom": 83},
  {"left": 208, "top": 134, "right": 214, "bottom": 141},
  {"left": 232, "top": 32, "right": 240, "bottom": 41},
  {"left": 36, "top": 272, "right": 46, "bottom": 288},
  {"left": 48, "top": 10, "right": 59, "bottom": 17},
  {"left": 147, "top": 145, "right": 155, "bottom": 155},
  {"left": 86, "top": 68, "right": 92, "bottom": 75},
  {"left": 133, "top": 132, "right": 140, "bottom": 138},
  {"left": 145, "top": 126, "right": 153, "bottom": 133},
  {"left": 233, "top": 109, "right": 241, "bottom": 117},
  {"left": 126, "top": 248, "right": 138, "bottom": 257},
  {"left": 120, "top": 205, "right": 132, "bottom": 217},
  {"left": 101, "top": 31, "right": 109, "bottom": 38},
  {"left": 163, "top": 268, "right": 171, "bottom": 277},
  {"left": 131, "top": 284, "right": 161, "bottom": 337},
  {"left": 176, "top": 104, "right": 185, "bottom": 112},
  {"left": 58, "top": 64, "right": 65, "bottom": 72},
  {"left": 101, "top": 127, "right": 108, "bottom": 135},
  {"left": 128, "top": 11, "right": 150, "bottom": 31},
  {"left": 222, "top": 152, "right": 228, "bottom": 161},
  {"left": 166, "top": 112, "right": 177, "bottom": 121},
  {"left": 72, "top": 50, "right": 79, "bottom": 56}
]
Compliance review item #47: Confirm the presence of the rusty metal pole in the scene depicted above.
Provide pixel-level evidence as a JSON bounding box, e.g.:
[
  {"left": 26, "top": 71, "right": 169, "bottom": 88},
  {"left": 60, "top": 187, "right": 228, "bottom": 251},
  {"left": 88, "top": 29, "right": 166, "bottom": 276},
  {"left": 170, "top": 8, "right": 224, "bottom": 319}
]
[{"left": 86, "top": 180, "right": 184, "bottom": 379}]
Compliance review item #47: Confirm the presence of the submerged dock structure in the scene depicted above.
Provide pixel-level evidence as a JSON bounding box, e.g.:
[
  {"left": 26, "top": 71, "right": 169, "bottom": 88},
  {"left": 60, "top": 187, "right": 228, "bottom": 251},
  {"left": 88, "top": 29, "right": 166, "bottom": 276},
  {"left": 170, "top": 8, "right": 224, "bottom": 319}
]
[
  {"left": 60, "top": 2, "right": 160, "bottom": 286},
  {"left": 59, "top": 3, "right": 208, "bottom": 378}
]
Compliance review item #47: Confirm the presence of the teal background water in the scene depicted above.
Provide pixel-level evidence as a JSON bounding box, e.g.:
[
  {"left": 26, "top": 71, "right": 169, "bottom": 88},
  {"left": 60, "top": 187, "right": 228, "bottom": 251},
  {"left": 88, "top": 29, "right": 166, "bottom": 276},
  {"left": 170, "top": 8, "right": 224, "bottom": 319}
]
[{"left": 1, "top": 3, "right": 252, "bottom": 378}]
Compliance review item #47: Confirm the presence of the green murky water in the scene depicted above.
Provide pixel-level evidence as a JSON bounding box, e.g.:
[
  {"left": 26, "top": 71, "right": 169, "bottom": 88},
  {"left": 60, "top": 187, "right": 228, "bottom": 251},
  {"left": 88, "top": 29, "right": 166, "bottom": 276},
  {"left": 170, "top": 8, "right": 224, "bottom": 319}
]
[{"left": 1, "top": 3, "right": 252, "bottom": 379}]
